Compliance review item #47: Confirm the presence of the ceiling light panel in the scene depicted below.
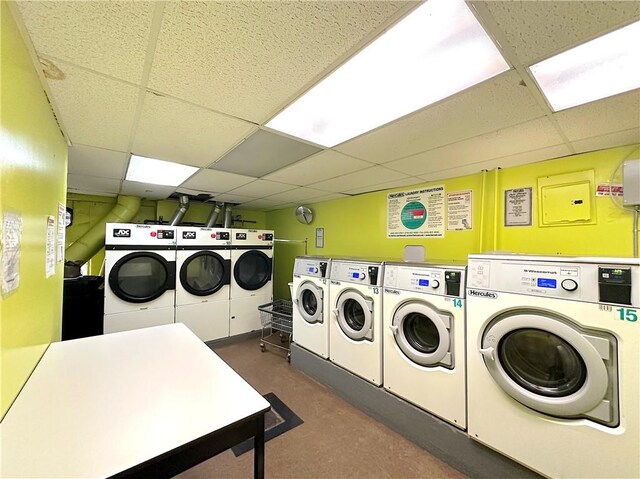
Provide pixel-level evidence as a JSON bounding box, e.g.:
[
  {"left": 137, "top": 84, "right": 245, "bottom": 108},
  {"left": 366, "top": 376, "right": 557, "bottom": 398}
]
[
  {"left": 212, "top": 129, "right": 321, "bottom": 177},
  {"left": 126, "top": 155, "right": 199, "bottom": 187},
  {"left": 266, "top": 0, "right": 509, "bottom": 147},
  {"left": 530, "top": 20, "right": 640, "bottom": 112}
]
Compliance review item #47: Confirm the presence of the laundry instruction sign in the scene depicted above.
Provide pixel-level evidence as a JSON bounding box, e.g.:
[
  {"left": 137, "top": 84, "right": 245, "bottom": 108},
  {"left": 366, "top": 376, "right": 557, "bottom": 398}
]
[{"left": 387, "top": 185, "right": 445, "bottom": 238}]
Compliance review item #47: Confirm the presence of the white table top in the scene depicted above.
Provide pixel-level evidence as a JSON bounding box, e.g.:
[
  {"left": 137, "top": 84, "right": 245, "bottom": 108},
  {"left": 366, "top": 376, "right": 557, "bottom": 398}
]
[{"left": 0, "top": 323, "right": 270, "bottom": 478}]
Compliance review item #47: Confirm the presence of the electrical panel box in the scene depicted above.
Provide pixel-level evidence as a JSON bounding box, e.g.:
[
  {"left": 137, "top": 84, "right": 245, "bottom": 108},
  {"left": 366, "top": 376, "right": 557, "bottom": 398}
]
[
  {"left": 623, "top": 159, "right": 640, "bottom": 207},
  {"left": 538, "top": 170, "right": 595, "bottom": 227}
]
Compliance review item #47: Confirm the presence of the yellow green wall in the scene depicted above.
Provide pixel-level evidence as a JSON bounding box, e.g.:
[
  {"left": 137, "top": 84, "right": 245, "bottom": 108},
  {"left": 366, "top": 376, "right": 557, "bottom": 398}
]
[
  {"left": 1, "top": 3, "right": 69, "bottom": 418},
  {"left": 266, "top": 144, "right": 639, "bottom": 300}
]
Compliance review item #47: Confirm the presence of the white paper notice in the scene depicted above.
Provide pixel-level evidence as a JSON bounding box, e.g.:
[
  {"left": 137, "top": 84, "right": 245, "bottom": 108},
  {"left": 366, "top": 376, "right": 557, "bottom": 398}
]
[
  {"left": 46, "top": 215, "right": 56, "bottom": 278},
  {"left": 2, "top": 212, "right": 22, "bottom": 295},
  {"left": 387, "top": 185, "right": 445, "bottom": 238},
  {"left": 504, "top": 188, "right": 532, "bottom": 226},
  {"left": 57, "top": 203, "right": 66, "bottom": 263},
  {"left": 447, "top": 190, "right": 473, "bottom": 231}
]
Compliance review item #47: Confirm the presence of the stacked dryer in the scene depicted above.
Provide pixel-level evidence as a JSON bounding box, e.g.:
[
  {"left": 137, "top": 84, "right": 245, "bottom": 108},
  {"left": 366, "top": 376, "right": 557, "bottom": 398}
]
[
  {"left": 104, "top": 223, "right": 176, "bottom": 334},
  {"left": 230, "top": 229, "right": 274, "bottom": 335},
  {"left": 175, "top": 226, "right": 231, "bottom": 342},
  {"left": 291, "top": 256, "right": 331, "bottom": 358},
  {"left": 382, "top": 261, "right": 467, "bottom": 429},
  {"left": 329, "top": 258, "right": 384, "bottom": 385}
]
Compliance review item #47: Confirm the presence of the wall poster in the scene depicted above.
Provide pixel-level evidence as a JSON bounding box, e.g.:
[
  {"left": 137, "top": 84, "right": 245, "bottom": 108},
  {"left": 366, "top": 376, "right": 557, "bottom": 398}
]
[
  {"left": 447, "top": 190, "right": 473, "bottom": 231},
  {"left": 505, "top": 187, "right": 532, "bottom": 226},
  {"left": 2, "top": 212, "right": 22, "bottom": 295},
  {"left": 46, "top": 215, "right": 56, "bottom": 278},
  {"left": 387, "top": 185, "right": 445, "bottom": 238},
  {"left": 57, "top": 203, "right": 66, "bottom": 263}
]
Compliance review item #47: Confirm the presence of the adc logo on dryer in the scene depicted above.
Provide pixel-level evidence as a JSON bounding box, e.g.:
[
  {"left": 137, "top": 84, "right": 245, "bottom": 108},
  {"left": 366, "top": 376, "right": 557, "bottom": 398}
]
[
  {"left": 182, "top": 231, "right": 196, "bottom": 239},
  {"left": 467, "top": 289, "right": 498, "bottom": 299},
  {"left": 113, "top": 228, "right": 131, "bottom": 238}
]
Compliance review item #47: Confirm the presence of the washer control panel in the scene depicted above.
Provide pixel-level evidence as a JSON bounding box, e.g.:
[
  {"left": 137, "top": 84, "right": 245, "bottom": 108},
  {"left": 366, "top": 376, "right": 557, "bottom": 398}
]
[
  {"left": 293, "top": 257, "right": 330, "bottom": 278},
  {"left": 383, "top": 264, "right": 466, "bottom": 298},
  {"left": 330, "top": 261, "right": 383, "bottom": 286}
]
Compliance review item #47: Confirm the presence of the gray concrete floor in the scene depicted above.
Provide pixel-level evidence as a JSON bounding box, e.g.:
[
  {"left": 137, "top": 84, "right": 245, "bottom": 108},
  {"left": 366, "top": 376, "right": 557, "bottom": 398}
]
[{"left": 176, "top": 338, "right": 466, "bottom": 479}]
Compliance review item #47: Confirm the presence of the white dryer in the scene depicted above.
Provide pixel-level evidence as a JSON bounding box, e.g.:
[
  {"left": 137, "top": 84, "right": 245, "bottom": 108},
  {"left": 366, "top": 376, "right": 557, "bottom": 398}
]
[
  {"left": 292, "top": 256, "right": 331, "bottom": 358},
  {"left": 229, "top": 229, "right": 274, "bottom": 336},
  {"left": 383, "top": 261, "right": 466, "bottom": 429},
  {"left": 175, "top": 227, "right": 231, "bottom": 342},
  {"left": 466, "top": 254, "right": 639, "bottom": 479},
  {"left": 104, "top": 223, "right": 176, "bottom": 334},
  {"left": 329, "top": 259, "right": 384, "bottom": 385}
]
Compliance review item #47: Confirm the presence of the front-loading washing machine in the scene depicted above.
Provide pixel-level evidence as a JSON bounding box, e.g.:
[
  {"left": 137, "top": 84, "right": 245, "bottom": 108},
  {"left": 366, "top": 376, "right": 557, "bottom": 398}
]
[
  {"left": 104, "top": 223, "right": 176, "bottom": 334},
  {"left": 175, "top": 226, "right": 231, "bottom": 342},
  {"left": 466, "top": 254, "right": 639, "bottom": 479},
  {"left": 292, "top": 256, "right": 331, "bottom": 358},
  {"left": 329, "top": 258, "right": 384, "bottom": 385},
  {"left": 229, "top": 229, "right": 274, "bottom": 336},
  {"left": 383, "top": 261, "right": 466, "bottom": 429}
]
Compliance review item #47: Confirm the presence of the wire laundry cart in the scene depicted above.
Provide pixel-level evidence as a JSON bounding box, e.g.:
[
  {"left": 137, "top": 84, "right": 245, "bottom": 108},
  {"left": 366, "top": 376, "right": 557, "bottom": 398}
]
[{"left": 258, "top": 299, "right": 293, "bottom": 362}]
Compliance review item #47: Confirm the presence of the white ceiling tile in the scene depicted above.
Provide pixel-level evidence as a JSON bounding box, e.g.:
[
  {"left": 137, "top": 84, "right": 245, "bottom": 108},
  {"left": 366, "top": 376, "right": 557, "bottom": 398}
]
[
  {"left": 264, "top": 187, "right": 332, "bottom": 204},
  {"left": 68, "top": 145, "right": 128, "bottom": 179},
  {"left": 571, "top": 128, "right": 640, "bottom": 155},
  {"left": 211, "top": 193, "right": 256, "bottom": 204},
  {"left": 306, "top": 192, "right": 351, "bottom": 203},
  {"left": 343, "top": 177, "right": 423, "bottom": 195},
  {"left": 148, "top": 1, "right": 416, "bottom": 122},
  {"left": 16, "top": 1, "right": 154, "bottom": 83},
  {"left": 554, "top": 90, "right": 640, "bottom": 141},
  {"left": 227, "top": 179, "right": 296, "bottom": 198},
  {"left": 385, "top": 118, "right": 566, "bottom": 176},
  {"left": 67, "top": 174, "right": 121, "bottom": 195},
  {"left": 311, "top": 166, "right": 409, "bottom": 193},
  {"left": 337, "top": 71, "right": 545, "bottom": 163},
  {"left": 478, "top": 1, "right": 640, "bottom": 64},
  {"left": 180, "top": 169, "right": 255, "bottom": 194},
  {"left": 133, "top": 93, "right": 256, "bottom": 167},
  {"left": 45, "top": 63, "right": 139, "bottom": 151},
  {"left": 263, "top": 150, "right": 373, "bottom": 186},
  {"left": 120, "top": 181, "right": 176, "bottom": 200},
  {"left": 416, "top": 144, "right": 573, "bottom": 183},
  {"left": 240, "top": 198, "right": 287, "bottom": 210}
]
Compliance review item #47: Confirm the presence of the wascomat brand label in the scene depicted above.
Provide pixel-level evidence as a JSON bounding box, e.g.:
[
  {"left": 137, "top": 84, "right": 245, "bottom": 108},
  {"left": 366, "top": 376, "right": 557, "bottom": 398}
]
[
  {"left": 182, "top": 230, "right": 196, "bottom": 239},
  {"left": 113, "top": 228, "right": 131, "bottom": 238},
  {"left": 467, "top": 289, "right": 498, "bottom": 299}
]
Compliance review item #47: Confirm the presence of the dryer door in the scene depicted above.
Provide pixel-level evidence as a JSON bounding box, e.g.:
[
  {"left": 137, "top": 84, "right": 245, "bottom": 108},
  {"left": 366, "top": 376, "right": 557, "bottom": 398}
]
[
  {"left": 390, "top": 301, "right": 453, "bottom": 368},
  {"left": 479, "top": 312, "right": 618, "bottom": 426},
  {"left": 180, "top": 251, "right": 230, "bottom": 296},
  {"left": 296, "top": 281, "right": 323, "bottom": 324},
  {"left": 109, "top": 252, "right": 176, "bottom": 303},
  {"left": 335, "top": 290, "right": 373, "bottom": 341},
  {"left": 233, "top": 250, "right": 272, "bottom": 291}
]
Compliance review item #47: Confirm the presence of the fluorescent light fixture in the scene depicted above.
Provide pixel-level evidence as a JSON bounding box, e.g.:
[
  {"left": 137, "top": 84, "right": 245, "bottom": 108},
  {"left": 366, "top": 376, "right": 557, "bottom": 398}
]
[
  {"left": 530, "top": 20, "right": 640, "bottom": 112},
  {"left": 126, "top": 155, "right": 199, "bottom": 186},
  {"left": 266, "top": 0, "right": 508, "bottom": 147}
]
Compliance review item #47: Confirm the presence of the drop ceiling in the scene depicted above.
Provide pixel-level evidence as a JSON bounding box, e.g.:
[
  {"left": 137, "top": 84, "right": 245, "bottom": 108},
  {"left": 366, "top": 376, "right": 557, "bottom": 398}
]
[{"left": 12, "top": 0, "right": 640, "bottom": 211}]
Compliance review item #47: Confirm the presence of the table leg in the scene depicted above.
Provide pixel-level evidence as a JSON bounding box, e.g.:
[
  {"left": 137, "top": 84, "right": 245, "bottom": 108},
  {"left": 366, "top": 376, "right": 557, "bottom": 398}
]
[{"left": 254, "top": 413, "right": 265, "bottom": 479}]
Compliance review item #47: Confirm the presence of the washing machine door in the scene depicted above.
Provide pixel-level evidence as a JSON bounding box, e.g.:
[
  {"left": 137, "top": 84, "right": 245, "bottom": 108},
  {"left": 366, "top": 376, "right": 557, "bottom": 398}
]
[
  {"left": 234, "top": 250, "right": 272, "bottom": 291},
  {"left": 109, "top": 252, "right": 176, "bottom": 303},
  {"left": 180, "top": 251, "right": 230, "bottom": 296},
  {"left": 296, "top": 281, "right": 323, "bottom": 324},
  {"left": 335, "top": 290, "right": 373, "bottom": 341},
  {"left": 390, "top": 301, "right": 453, "bottom": 368},
  {"left": 479, "top": 312, "right": 617, "bottom": 425}
]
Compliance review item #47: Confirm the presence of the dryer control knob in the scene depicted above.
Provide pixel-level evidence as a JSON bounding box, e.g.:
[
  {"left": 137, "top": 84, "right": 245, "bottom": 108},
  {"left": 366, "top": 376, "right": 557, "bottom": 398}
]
[
  {"left": 431, "top": 280, "right": 440, "bottom": 289},
  {"left": 561, "top": 279, "right": 578, "bottom": 292}
]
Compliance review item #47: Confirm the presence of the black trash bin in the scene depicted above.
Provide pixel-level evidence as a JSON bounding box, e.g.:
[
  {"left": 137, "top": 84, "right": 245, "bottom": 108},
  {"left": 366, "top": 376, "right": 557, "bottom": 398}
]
[{"left": 62, "top": 275, "right": 105, "bottom": 340}]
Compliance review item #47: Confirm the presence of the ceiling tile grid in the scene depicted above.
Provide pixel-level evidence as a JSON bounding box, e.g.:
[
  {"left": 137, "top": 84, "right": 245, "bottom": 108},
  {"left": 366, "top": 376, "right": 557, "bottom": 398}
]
[
  {"left": 44, "top": 62, "right": 140, "bottom": 151},
  {"left": 147, "top": 1, "right": 416, "bottom": 123},
  {"left": 476, "top": 0, "right": 640, "bottom": 65},
  {"left": 133, "top": 92, "right": 256, "bottom": 167},
  {"left": 226, "top": 179, "right": 297, "bottom": 198},
  {"left": 120, "top": 180, "right": 177, "bottom": 200},
  {"left": 210, "top": 192, "right": 257, "bottom": 204},
  {"left": 67, "top": 174, "right": 121, "bottom": 196},
  {"left": 16, "top": 1, "right": 154, "bottom": 84},
  {"left": 311, "top": 165, "right": 410, "bottom": 193},
  {"left": 336, "top": 70, "right": 546, "bottom": 163},
  {"left": 262, "top": 187, "right": 333, "bottom": 204},
  {"left": 570, "top": 128, "right": 640, "bottom": 156},
  {"left": 344, "top": 177, "right": 424, "bottom": 196},
  {"left": 68, "top": 145, "right": 128, "bottom": 179},
  {"left": 179, "top": 169, "right": 256, "bottom": 194}
]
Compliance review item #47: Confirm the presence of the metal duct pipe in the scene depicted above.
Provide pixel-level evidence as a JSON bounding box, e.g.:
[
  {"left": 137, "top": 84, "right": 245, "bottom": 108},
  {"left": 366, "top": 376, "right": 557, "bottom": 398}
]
[
  {"left": 205, "top": 202, "right": 224, "bottom": 228},
  {"left": 224, "top": 204, "right": 233, "bottom": 228},
  {"left": 169, "top": 195, "right": 190, "bottom": 226},
  {"left": 65, "top": 195, "right": 141, "bottom": 265}
]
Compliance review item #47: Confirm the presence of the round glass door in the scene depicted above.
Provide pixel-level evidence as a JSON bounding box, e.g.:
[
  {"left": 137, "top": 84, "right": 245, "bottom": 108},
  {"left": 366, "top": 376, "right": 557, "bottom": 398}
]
[
  {"left": 296, "top": 282, "right": 323, "bottom": 323},
  {"left": 391, "top": 302, "right": 452, "bottom": 367},
  {"left": 180, "top": 251, "right": 229, "bottom": 296},
  {"left": 109, "top": 252, "right": 174, "bottom": 303},
  {"left": 336, "top": 290, "right": 373, "bottom": 341},
  {"left": 234, "top": 250, "right": 272, "bottom": 291}
]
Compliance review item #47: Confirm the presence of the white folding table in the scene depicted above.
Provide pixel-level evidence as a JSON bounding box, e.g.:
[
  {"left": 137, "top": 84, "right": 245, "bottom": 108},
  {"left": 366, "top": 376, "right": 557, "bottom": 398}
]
[{"left": 0, "top": 323, "right": 270, "bottom": 478}]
